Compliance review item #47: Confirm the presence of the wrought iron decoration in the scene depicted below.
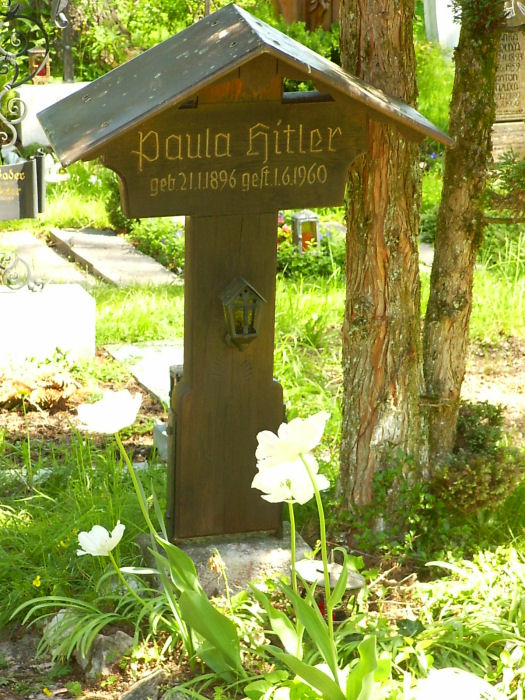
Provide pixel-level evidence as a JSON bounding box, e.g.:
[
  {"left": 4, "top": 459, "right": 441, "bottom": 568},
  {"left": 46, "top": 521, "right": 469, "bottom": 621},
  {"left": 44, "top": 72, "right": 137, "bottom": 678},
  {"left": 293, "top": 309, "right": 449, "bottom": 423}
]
[
  {"left": 0, "top": 248, "right": 44, "bottom": 291},
  {"left": 0, "top": 0, "right": 70, "bottom": 149}
]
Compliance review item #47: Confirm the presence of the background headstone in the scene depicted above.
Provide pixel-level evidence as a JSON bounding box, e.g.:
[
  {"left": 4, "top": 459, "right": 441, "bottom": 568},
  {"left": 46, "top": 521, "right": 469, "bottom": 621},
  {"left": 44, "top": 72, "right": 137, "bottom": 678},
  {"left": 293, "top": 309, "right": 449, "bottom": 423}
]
[{"left": 423, "top": 0, "right": 460, "bottom": 50}]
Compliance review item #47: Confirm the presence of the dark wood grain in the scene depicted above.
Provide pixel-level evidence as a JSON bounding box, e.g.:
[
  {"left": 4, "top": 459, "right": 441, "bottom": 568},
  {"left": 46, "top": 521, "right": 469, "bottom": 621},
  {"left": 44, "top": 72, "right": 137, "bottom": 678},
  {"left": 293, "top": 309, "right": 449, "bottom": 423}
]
[{"left": 166, "top": 213, "right": 284, "bottom": 539}]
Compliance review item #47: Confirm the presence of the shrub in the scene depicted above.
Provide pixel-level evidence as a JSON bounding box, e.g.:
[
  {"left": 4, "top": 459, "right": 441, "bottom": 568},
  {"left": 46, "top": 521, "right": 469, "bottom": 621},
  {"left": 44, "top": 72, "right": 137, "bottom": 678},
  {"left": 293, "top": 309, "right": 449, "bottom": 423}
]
[
  {"left": 277, "top": 235, "right": 345, "bottom": 277},
  {"left": 126, "top": 218, "right": 185, "bottom": 273},
  {"left": 430, "top": 401, "right": 525, "bottom": 513}
]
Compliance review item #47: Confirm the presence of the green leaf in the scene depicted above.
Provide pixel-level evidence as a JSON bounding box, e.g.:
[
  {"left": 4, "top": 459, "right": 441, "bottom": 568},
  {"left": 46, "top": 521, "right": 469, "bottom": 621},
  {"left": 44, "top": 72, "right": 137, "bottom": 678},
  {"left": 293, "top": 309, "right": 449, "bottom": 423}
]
[
  {"left": 250, "top": 585, "right": 301, "bottom": 657},
  {"left": 270, "top": 650, "right": 346, "bottom": 700},
  {"left": 198, "top": 644, "right": 236, "bottom": 682},
  {"left": 345, "top": 635, "right": 378, "bottom": 700},
  {"left": 151, "top": 537, "right": 202, "bottom": 594},
  {"left": 150, "top": 484, "right": 169, "bottom": 540},
  {"left": 396, "top": 619, "right": 425, "bottom": 638},
  {"left": 243, "top": 670, "right": 290, "bottom": 699},
  {"left": 280, "top": 581, "right": 338, "bottom": 678},
  {"left": 179, "top": 589, "right": 243, "bottom": 675},
  {"left": 327, "top": 557, "right": 348, "bottom": 611}
]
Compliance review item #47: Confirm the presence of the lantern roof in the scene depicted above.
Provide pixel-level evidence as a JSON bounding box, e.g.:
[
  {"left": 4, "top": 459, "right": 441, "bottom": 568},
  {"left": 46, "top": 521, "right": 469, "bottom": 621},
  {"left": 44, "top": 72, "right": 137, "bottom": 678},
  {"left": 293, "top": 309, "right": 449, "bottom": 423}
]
[
  {"left": 219, "top": 276, "right": 266, "bottom": 306},
  {"left": 38, "top": 3, "right": 452, "bottom": 166}
]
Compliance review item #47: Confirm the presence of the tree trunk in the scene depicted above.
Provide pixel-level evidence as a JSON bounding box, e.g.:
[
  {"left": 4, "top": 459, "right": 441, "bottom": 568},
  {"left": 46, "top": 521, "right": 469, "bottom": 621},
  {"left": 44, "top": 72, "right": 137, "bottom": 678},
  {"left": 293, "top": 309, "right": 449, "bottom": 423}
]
[
  {"left": 338, "top": 0, "right": 426, "bottom": 508},
  {"left": 423, "top": 9, "right": 503, "bottom": 466}
]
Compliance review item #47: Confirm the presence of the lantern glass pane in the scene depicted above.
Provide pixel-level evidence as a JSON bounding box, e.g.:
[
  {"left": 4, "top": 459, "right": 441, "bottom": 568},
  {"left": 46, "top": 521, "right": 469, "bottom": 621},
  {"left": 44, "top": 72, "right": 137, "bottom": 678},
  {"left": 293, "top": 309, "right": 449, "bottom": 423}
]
[{"left": 233, "top": 305, "right": 244, "bottom": 335}]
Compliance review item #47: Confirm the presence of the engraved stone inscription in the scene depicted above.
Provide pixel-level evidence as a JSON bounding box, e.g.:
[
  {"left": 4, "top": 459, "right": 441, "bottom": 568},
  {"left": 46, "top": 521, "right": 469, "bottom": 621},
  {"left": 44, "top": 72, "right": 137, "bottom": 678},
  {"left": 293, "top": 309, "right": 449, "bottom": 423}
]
[
  {"left": 495, "top": 31, "right": 525, "bottom": 121},
  {"left": 102, "top": 100, "right": 366, "bottom": 217},
  {"left": 0, "top": 161, "right": 38, "bottom": 221}
]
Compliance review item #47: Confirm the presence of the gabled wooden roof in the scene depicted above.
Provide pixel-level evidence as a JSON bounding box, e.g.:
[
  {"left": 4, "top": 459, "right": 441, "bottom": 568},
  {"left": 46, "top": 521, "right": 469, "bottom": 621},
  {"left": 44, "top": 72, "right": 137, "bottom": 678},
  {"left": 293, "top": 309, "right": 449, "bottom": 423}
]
[{"left": 38, "top": 3, "right": 452, "bottom": 165}]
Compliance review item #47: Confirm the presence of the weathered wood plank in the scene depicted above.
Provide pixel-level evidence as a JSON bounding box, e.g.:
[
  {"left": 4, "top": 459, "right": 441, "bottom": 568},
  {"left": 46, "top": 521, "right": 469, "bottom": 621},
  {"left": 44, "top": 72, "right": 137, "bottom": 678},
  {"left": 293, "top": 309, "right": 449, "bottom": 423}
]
[{"left": 167, "top": 213, "right": 284, "bottom": 539}]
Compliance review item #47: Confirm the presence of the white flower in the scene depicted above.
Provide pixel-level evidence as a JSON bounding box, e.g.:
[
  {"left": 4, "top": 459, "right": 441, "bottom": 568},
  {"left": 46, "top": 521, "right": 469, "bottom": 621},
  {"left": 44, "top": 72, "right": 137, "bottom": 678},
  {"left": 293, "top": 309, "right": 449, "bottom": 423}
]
[
  {"left": 251, "top": 454, "right": 329, "bottom": 504},
  {"left": 255, "top": 412, "right": 329, "bottom": 467},
  {"left": 77, "top": 521, "right": 125, "bottom": 557},
  {"left": 77, "top": 390, "right": 142, "bottom": 433},
  {"left": 252, "top": 413, "right": 330, "bottom": 504},
  {"left": 414, "top": 668, "right": 500, "bottom": 700}
]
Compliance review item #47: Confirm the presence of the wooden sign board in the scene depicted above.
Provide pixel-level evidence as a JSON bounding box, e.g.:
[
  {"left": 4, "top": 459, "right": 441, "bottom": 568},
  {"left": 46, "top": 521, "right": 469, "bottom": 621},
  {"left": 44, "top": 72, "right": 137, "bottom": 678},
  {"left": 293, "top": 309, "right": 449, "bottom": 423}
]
[
  {"left": 0, "top": 160, "right": 38, "bottom": 221},
  {"left": 100, "top": 99, "right": 366, "bottom": 217},
  {"left": 495, "top": 31, "right": 525, "bottom": 122}
]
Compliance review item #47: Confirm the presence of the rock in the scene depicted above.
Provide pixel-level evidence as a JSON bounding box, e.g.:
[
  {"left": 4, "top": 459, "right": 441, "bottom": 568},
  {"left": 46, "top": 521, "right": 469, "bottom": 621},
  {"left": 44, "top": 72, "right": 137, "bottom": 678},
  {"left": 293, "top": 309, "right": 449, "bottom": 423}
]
[
  {"left": 295, "top": 559, "right": 365, "bottom": 593},
  {"left": 76, "top": 630, "right": 134, "bottom": 679},
  {"left": 137, "top": 521, "right": 312, "bottom": 597},
  {"left": 121, "top": 668, "right": 167, "bottom": 700}
]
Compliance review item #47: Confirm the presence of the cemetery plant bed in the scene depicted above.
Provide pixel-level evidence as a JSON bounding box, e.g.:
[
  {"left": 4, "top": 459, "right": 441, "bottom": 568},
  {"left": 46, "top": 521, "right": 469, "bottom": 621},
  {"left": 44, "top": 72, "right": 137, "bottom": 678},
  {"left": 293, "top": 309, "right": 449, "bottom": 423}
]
[
  {"left": 0, "top": 349, "right": 166, "bottom": 457},
  {"left": 0, "top": 340, "right": 524, "bottom": 699}
]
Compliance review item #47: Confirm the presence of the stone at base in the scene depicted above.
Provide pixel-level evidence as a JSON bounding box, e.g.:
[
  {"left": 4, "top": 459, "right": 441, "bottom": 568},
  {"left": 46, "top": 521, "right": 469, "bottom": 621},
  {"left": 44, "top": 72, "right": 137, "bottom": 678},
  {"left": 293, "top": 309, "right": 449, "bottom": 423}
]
[
  {"left": 0, "top": 283, "right": 95, "bottom": 366},
  {"left": 138, "top": 522, "right": 311, "bottom": 597}
]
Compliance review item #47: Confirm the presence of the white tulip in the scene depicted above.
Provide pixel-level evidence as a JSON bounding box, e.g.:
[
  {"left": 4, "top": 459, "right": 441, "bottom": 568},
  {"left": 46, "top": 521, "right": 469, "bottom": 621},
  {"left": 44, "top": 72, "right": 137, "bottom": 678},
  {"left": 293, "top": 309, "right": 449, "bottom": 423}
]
[
  {"left": 77, "top": 390, "right": 142, "bottom": 434},
  {"left": 252, "top": 413, "right": 330, "bottom": 504},
  {"left": 77, "top": 521, "right": 125, "bottom": 557},
  {"left": 252, "top": 455, "right": 329, "bottom": 504},
  {"left": 255, "top": 412, "right": 329, "bottom": 467}
]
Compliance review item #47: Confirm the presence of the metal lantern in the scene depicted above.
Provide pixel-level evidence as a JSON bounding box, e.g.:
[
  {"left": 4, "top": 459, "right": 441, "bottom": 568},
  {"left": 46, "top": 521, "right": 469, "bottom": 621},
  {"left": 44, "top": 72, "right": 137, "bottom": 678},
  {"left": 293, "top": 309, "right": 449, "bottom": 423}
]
[
  {"left": 28, "top": 47, "right": 50, "bottom": 84},
  {"left": 291, "top": 209, "right": 321, "bottom": 253},
  {"left": 219, "top": 276, "right": 266, "bottom": 351}
]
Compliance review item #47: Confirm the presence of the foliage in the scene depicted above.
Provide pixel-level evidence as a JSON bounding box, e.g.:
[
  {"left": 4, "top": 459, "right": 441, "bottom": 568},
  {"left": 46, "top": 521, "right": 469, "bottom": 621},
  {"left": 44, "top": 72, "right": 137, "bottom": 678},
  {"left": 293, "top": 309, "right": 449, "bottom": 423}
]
[
  {"left": 419, "top": 165, "right": 444, "bottom": 243},
  {"left": 277, "top": 236, "right": 345, "bottom": 278},
  {"left": 343, "top": 447, "right": 438, "bottom": 558},
  {"left": 417, "top": 546, "right": 525, "bottom": 697},
  {"left": 93, "top": 283, "right": 184, "bottom": 345},
  {"left": 430, "top": 401, "right": 525, "bottom": 514},
  {"left": 415, "top": 42, "right": 454, "bottom": 134},
  {"left": 126, "top": 219, "right": 185, "bottom": 273},
  {"left": 0, "top": 431, "right": 167, "bottom": 629}
]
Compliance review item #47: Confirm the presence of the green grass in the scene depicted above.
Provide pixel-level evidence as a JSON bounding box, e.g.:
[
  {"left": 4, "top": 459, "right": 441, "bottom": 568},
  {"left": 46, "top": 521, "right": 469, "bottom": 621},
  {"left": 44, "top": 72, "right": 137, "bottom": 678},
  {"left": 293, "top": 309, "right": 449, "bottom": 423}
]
[
  {"left": 0, "top": 432, "right": 167, "bottom": 629},
  {"left": 93, "top": 283, "right": 184, "bottom": 345}
]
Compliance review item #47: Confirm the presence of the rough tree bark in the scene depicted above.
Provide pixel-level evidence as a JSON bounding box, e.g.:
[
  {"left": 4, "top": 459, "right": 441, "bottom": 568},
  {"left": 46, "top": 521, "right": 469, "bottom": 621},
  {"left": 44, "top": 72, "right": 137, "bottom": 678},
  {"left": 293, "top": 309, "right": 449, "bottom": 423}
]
[
  {"left": 423, "top": 3, "right": 504, "bottom": 466},
  {"left": 338, "top": 0, "right": 426, "bottom": 508}
]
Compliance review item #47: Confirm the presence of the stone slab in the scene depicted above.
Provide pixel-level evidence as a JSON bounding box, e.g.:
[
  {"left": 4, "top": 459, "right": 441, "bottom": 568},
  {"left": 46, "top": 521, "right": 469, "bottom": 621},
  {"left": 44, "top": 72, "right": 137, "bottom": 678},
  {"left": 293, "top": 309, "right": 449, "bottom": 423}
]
[
  {"left": 419, "top": 241, "right": 434, "bottom": 268},
  {"left": 0, "top": 283, "right": 95, "bottom": 366},
  {"left": 105, "top": 342, "right": 183, "bottom": 406},
  {"left": 49, "top": 227, "right": 180, "bottom": 286},
  {"left": 0, "top": 230, "right": 90, "bottom": 285},
  {"left": 138, "top": 522, "right": 311, "bottom": 597},
  {"left": 17, "top": 82, "right": 89, "bottom": 147},
  {"left": 492, "top": 120, "right": 525, "bottom": 159}
]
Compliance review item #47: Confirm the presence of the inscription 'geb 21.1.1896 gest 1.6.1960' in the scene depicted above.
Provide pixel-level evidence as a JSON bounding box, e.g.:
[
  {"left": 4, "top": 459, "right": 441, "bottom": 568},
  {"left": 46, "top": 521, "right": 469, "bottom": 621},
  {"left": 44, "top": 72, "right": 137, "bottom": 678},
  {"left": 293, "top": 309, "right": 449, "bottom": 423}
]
[{"left": 100, "top": 99, "right": 366, "bottom": 217}]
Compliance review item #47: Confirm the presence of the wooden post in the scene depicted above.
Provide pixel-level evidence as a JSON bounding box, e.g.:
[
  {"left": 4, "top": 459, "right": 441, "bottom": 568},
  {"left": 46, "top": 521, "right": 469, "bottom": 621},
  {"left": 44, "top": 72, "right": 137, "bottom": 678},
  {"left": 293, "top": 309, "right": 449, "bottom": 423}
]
[{"left": 167, "top": 212, "right": 284, "bottom": 539}]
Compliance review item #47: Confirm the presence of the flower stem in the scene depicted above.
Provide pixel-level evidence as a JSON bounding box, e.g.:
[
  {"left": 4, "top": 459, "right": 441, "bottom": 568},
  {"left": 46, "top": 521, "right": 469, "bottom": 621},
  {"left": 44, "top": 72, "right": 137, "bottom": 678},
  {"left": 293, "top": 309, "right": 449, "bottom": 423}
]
[
  {"left": 288, "top": 501, "right": 297, "bottom": 595},
  {"left": 115, "top": 431, "right": 156, "bottom": 534},
  {"left": 299, "top": 454, "right": 336, "bottom": 662},
  {"left": 108, "top": 551, "right": 145, "bottom": 608}
]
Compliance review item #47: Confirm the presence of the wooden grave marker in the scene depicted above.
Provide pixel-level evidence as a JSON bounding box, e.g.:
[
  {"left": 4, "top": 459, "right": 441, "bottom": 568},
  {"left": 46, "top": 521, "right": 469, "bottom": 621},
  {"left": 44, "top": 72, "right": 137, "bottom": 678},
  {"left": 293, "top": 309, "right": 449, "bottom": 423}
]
[{"left": 38, "top": 3, "right": 452, "bottom": 540}]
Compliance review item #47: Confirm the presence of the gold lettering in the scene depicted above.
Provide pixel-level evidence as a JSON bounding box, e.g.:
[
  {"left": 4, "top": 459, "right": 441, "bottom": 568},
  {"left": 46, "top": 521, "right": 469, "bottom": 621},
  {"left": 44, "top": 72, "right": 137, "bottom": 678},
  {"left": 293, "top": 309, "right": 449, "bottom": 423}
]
[
  {"left": 186, "top": 133, "right": 202, "bottom": 159},
  {"left": 165, "top": 134, "right": 183, "bottom": 161},
  {"left": 273, "top": 119, "right": 282, "bottom": 156},
  {"left": 247, "top": 122, "right": 269, "bottom": 164},
  {"left": 298, "top": 124, "right": 307, "bottom": 154},
  {"left": 132, "top": 130, "right": 159, "bottom": 172},
  {"left": 310, "top": 129, "right": 323, "bottom": 153},
  {"left": 328, "top": 126, "right": 342, "bottom": 152},
  {"left": 283, "top": 124, "right": 295, "bottom": 154},
  {"left": 215, "top": 132, "right": 231, "bottom": 157}
]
